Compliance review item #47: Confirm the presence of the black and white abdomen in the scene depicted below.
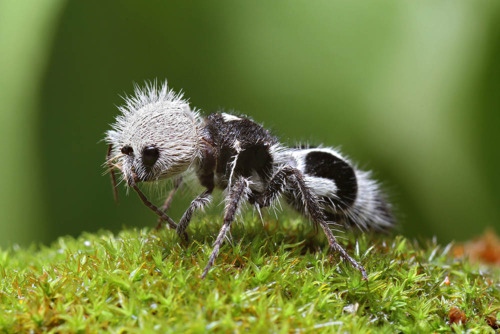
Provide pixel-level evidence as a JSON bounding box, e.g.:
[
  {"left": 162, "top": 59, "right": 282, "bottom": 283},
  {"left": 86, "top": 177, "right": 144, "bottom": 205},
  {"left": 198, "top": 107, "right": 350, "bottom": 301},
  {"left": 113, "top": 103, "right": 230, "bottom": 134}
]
[{"left": 281, "top": 147, "right": 394, "bottom": 232}]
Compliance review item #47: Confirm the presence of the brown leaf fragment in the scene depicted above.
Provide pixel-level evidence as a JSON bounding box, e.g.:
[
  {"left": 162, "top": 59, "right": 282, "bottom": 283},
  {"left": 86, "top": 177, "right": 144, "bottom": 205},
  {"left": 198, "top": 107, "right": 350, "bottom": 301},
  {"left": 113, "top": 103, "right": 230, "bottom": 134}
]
[
  {"left": 486, "top": 314, "right": 499, "bottom": 330},
  {"left": 449, "top": 306, "right": 467, "bottom": 325}
]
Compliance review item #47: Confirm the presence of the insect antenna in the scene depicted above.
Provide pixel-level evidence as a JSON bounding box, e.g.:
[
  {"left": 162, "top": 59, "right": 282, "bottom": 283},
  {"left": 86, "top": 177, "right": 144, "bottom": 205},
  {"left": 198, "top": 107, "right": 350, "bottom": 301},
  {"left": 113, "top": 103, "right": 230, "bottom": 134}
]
[{"left": 106, "top": 144, "right": 119, "bottom": 203}]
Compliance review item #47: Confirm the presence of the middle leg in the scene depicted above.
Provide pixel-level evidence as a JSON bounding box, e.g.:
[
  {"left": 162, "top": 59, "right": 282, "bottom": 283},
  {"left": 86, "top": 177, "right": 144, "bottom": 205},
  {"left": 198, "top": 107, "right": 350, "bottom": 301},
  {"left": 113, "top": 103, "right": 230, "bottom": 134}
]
[
  {"left": 201, "top": 177, "right": 249, "bottom": 278},
  {"left": 176, "top": 189, "right": 213, "bottom": 242}
]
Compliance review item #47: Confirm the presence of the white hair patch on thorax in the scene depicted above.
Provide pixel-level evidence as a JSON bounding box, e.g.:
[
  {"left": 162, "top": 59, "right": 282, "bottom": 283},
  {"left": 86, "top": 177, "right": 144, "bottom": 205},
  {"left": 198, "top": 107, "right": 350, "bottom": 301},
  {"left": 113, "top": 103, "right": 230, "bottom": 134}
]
[{"left": 222, "top": 113, "right": 243, "bottom": 122}]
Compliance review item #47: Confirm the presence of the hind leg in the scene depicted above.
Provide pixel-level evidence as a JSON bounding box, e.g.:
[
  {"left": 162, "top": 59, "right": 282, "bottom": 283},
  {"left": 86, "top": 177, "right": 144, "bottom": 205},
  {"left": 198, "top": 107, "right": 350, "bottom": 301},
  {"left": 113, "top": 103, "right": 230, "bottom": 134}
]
[{"left": 257, "top": 166, "right": 368, "bottom": 279}]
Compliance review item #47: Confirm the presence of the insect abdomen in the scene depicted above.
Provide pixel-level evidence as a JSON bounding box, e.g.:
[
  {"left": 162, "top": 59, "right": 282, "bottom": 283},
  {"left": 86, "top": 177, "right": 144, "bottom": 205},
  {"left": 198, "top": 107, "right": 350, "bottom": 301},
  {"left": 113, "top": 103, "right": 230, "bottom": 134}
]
[
  {"left": 285, "top": 148, "right": 394, "bottom": 231},
  {"left": 303, "top": 150, "right": 358, "bottom": 209}
]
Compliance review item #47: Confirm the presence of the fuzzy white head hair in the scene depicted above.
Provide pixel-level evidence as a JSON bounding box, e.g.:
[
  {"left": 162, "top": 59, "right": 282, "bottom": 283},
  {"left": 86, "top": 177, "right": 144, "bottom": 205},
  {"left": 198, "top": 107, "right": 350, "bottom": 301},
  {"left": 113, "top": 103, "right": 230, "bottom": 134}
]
[{"left": 105, "top": 81, "right": 203, "bottom": 184}]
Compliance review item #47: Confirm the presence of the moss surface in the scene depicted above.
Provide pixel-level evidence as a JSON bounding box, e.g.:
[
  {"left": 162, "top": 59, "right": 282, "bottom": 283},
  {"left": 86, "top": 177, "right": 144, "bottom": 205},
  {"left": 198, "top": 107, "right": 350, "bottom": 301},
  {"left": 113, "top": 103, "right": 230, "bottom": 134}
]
[{"left": 0, "top": 215, "right": 499, "bottom": 333}]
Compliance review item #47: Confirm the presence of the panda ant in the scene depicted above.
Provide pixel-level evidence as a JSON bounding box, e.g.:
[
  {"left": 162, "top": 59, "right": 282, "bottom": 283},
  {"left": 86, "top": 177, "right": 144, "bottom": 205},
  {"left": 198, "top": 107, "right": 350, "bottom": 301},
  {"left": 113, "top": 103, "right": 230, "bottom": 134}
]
[{"left": 105, "top": 81, "right": 394, "bottom": 279}]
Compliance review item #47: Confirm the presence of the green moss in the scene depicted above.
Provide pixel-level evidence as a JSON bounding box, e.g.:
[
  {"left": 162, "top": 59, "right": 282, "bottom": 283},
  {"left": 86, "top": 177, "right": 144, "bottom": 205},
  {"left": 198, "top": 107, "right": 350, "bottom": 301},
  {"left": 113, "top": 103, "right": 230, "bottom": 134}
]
[{"left": 0, "top": 215, "right": 498, "bottom": 333}]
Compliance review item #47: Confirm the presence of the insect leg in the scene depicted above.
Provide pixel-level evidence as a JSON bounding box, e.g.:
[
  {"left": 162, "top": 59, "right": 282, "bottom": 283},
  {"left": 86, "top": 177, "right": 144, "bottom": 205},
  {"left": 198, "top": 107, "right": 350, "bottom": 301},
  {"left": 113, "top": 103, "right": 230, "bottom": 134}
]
[
  {"left": 319, "top": 223, "right": 368, "bottom": 279},
  {"left": 156, "top": 176, "right": 184, "bottom": 229},
  {"left": 130, "top": 182, "right": 178, "bottom": 231},
  {"left": 176, "top": 189, "right": 213, "bottom": 242},
  {"left": 260, "top": 166, "right": 368, "bottom": 280},
  {"left": 255, "top": 167, "right": 290, "bottom": 208},
  {"left": 201, "top": 177, "right": 248, "bottom": 279}
]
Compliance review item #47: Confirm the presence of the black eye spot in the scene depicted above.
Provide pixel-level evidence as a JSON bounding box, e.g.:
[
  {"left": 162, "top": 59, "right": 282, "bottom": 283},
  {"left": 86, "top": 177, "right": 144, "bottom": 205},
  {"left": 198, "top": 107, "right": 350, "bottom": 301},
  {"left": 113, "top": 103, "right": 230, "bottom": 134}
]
[
  {"left": 121, "top": 145, "right": 133, "bottom": 156},
  {"left": 142, "top": 146, "right": 159, "bottom": 167}
]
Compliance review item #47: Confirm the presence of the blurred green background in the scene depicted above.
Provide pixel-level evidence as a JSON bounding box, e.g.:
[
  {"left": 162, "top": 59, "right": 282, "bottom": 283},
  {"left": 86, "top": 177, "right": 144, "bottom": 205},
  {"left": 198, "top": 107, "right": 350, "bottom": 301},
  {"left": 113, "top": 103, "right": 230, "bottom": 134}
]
[{"left": 1, "top": 1, "right": 499, "bottom": 248}]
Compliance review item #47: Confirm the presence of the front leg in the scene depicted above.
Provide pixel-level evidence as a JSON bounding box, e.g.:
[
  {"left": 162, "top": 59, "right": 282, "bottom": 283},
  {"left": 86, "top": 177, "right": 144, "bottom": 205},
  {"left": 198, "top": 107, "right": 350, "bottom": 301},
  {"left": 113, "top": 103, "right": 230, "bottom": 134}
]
[
  {"left": 176, "top": 189, "right": 213, "bottom": 242},
  {"left": 130, "top": 183, "right": 178, "bottom": 231},
  {"left": 156, "top": 176, "right": 183, "bottom": 229},
  {"left": 258, "top": 166, "right": 368, "bottom": 280},
  {"left": 201, "top": 177, "right": 249, "bottom": 279}
]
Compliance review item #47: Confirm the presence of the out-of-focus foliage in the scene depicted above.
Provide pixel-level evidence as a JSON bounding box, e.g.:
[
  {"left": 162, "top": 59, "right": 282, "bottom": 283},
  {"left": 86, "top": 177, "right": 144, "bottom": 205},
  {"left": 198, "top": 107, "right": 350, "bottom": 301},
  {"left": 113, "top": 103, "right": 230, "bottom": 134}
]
[{"left": 0, "top": 1, "right": 499, "bottom": 247}]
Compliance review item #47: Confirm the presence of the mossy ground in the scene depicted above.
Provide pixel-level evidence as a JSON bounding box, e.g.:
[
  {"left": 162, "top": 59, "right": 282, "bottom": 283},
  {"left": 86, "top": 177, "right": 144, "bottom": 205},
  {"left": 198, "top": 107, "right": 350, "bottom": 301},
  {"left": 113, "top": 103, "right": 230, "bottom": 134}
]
[{"left": 0, "top": 215, "right": 499, "bottom": 333}]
